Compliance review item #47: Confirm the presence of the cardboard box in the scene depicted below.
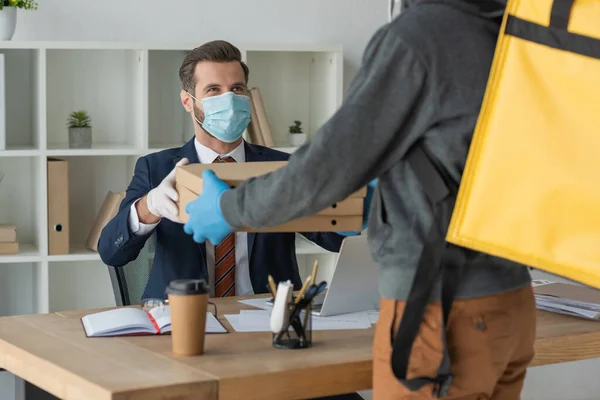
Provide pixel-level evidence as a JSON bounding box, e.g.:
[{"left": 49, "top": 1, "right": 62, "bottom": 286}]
[
  {"left": 175, "top": 162, "right": 365, "bottom": 232},
  {"left": 0, "top": 241, "right": 18, "bottom": 255},
  {"left": 0, "top": 224, "right": 17, "bottom": 242}
]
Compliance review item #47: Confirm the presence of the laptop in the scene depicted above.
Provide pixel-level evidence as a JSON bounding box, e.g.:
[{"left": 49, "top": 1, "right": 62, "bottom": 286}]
[{"left": 310, "top": 235, "right": 380, "bottom": 317}]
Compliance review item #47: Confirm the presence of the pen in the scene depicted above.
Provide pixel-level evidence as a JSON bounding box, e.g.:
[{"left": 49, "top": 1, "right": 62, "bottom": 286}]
[
  {"left": 310, "top": 260, "right": 319, "bottom": 286},
  {"left": 294, "top": 275, "right": 313, "bottom": 305},
  {"left": 303, "top": 281, "right": 328, "bottom": 331},
  {"left": 268, "top": 275, "right": 277, "bottom": 298}
]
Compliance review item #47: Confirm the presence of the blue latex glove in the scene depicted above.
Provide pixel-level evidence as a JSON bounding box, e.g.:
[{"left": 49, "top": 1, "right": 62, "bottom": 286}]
[
  {"left": 337, "top": 178, "right": 378, "bottom": 236},
  {"left": 183, "top": 170, "right": 233, "bottom": 245}
]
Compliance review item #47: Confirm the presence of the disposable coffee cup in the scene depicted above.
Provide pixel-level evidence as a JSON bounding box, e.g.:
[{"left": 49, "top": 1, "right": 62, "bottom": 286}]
[{"left": 166, "top": 279, "right": 209, "bottom": 356}]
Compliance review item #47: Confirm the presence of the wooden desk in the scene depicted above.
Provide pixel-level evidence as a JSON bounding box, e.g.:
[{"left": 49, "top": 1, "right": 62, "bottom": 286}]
[
  {"left": 0, "top": 296, "right": 598, "bottom": 400},
  {"left": 0, "top": 296, "right": 372, "bottom": 400}
]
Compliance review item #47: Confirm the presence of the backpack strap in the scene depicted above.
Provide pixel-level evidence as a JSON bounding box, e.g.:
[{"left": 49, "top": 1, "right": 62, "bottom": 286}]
[{"left": 391, "top": 143, "right": 469, "bottom": 398}]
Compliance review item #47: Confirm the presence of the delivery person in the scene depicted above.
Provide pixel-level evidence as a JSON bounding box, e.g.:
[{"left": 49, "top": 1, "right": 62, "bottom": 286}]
[{"left": 183, "top": 1, "right": 535, "bottom": 399}]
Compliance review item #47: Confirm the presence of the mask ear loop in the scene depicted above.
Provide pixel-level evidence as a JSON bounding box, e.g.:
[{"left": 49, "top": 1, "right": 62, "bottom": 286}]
[{"left": 187, "top": 91, "right": 205, "bottom": 128}]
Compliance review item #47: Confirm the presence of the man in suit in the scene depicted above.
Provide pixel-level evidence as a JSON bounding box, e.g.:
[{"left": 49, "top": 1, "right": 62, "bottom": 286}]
[{"left": 98, "top": 40, "right": 345, "bottom": 301}]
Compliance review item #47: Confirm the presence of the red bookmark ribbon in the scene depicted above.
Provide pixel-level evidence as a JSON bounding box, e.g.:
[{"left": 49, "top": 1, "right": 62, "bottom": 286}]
[{"left": 147, "top": 312, "right": 161, "bottom": 334}]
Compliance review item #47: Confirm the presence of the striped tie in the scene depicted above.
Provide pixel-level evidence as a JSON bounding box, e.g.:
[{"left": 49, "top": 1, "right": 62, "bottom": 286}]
[{"left": 213, "top": 156, "right": 236, "bottom": 297}]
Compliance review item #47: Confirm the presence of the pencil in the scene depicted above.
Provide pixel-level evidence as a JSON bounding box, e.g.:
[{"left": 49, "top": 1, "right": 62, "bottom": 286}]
[
  {"left": 295, "top": 275, "right": 313, "bottom": 304},
  {"left": 268, "top": 275, "right": 277, "bottom": 298},
  {"left": 310, "top": 260, "right": 319, "bottom": 286}
]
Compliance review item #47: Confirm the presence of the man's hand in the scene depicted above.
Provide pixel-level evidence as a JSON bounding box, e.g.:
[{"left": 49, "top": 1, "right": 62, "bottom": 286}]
[
  {"left": 183, "top": 169, "right": 233, "bottom": 245},
  {"left": 337, "top": 178, "right": 378, "bottom": 236},
  {"left": 143, "top": 157, "right": 189, "bottom": 224}
]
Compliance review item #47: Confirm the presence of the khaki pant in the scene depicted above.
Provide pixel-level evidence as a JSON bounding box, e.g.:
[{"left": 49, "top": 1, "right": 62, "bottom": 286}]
[{"left": 373, "top": 285, "right": 536, "bottom": 400}]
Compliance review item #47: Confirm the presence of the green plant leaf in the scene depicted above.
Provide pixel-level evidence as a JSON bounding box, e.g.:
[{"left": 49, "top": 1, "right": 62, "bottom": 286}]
[
  {"left": 67, "top": 110, "right": 92, "bottom": 128},
  {"left": 288, "top": 120, "right": 303, "bottom": 133}
]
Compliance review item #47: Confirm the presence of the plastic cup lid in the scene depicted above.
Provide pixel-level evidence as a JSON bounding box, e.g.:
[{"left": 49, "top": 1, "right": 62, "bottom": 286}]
[{"left": 166, "top": 279, "right": 209, "bottom": 295}]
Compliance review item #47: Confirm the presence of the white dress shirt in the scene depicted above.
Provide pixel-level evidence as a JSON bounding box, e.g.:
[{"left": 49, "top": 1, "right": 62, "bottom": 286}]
[{"left": 128, "top": 139, "right": 253, "bottom": 297}]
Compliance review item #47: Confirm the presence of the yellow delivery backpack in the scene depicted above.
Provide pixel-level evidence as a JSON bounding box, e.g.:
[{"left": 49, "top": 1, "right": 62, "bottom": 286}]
[
  {"left": 448, "top": 0, "right": 600, "bottom": 288},
  {"left": 391, "top": 0, "right": 600, "bottom": 396}
]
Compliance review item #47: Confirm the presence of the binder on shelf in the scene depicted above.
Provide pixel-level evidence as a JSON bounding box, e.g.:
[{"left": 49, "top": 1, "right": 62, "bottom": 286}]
[
  {"left": 47, "top": 158, "right": 70, "bottom": 255},
  {"left": 175, "top": 161, "right": 365, "bottom": 232},
  {"left": 0, "top": 54, "right": 5, "bottom": 151},
  {"left": 86, "top": 191, "right": 125, "bottom": 252},
  {"left": 247, "top": 91, "right": 265, "bottom": 146},
  {"left": 249, "top": 87, "right": 275, "bottom": 147}
]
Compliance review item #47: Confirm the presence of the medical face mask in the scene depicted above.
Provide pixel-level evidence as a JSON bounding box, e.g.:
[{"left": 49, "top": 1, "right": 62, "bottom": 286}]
[{"left": 189, "top": 91, "right": 251, "bottom": 143}]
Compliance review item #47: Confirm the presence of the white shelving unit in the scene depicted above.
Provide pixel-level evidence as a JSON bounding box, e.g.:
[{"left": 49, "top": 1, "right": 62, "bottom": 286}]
[{"left": 0, "top": 41, "right": 344, "bottom": 317}]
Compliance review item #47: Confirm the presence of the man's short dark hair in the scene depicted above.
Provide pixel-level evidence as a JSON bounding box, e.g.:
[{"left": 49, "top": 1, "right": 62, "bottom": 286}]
[{"left": 179, "top": 40, "right": 250, "bottom": 94}]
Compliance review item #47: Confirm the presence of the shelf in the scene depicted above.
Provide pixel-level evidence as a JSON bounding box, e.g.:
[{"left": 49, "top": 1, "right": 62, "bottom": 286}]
[
  {"left": 0, "top": 157, "right": 43, "bottom": 256},
  {"left": 47, "top": 244, "right": 100, "bottom": 262},
  {"left": 0, "top": 42, "right": 344, "bottom": 324},
  {"left": 245, "top": 50, "right": 342, "bottom": 147},
  {"left": 57, "top": 156, "right": 136, "bottom": 255},
  {"left": 0, "top": 145, "right": 41, "bottom": 157},
  {"left": 0, "top": 244, "right": 40, "bottom": 263},
  {"left": 48, "top": 260, "right": 116, "bottom": 312},
  {"left": 46, "top": 144, "right": 144, "bottom": 157},
  {"left": 0, "top": 263, "right": 44, "bottom": 316},
  {"left": 147, "top": 50, "right": 193, "bottom": 148},
  {"left": 0, "top": 49, "right": 43, "bottom": 151},
  {"left": 46, "top": 49, "right": 145, "bottom": 150}
]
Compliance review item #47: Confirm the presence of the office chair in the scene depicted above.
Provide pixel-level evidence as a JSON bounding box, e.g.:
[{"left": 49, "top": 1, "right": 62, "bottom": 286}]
[{"left": 107, "top": 235, "right": 155, "bottom": 306}]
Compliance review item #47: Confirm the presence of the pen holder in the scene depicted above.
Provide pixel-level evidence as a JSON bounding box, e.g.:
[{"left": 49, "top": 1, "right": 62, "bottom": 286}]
[{"left": 272, "top": 300, "right": 313, "bottom": 349}]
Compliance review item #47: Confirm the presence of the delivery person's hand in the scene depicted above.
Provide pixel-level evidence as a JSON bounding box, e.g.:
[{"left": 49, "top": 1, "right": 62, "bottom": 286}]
[
  {"left": 183, "top": 169, "right": 233, "bottom": 245},
  {"left": 337, "top": 178, "right": 378, "bottom": 236},
  {"left": 145, "top": 157, "right": 189, "bottom": 223}
]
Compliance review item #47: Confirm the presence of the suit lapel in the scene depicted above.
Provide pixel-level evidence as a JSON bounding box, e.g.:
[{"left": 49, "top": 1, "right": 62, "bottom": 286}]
[
  {"left": 244, "top": 142, "right": 268, "bottom": 261},
  {"left": 173, "top": 137, "right": 200, "bottom": 166}
]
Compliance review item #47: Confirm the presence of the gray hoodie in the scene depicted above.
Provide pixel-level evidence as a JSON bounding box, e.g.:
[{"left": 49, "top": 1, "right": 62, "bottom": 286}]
[{"left": 221, "top": 0, "right": 531, "bottom": 301}]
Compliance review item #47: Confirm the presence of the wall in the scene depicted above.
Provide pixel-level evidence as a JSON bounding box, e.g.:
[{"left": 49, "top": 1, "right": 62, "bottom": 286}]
[
  {"left": 13, "top": 0, "right": 389, "bottom": 90},
  {"left": 4, "top": 1, "right": 599, "bottom": 399}
]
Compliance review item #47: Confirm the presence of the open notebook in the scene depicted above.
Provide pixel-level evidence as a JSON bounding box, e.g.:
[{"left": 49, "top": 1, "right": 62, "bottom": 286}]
[{"left": 81, "top": 306, "right": 228, "bottom": 337}]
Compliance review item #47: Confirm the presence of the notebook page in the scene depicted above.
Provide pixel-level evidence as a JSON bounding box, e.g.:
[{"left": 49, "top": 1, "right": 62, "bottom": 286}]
[
  {"left": 148, "top": 305, "right": 171, "bottom": 333},
  {"left": 82, "top": 308, "right": 156, "bottom": 336},
  {"left": 146, "top": 306, "right": 226, "bottom": 334}
]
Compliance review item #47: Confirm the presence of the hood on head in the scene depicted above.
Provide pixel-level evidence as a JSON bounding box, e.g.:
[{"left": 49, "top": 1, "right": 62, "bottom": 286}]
[{"left": 390, "top": 0, "right": 507, "bottom": 20}]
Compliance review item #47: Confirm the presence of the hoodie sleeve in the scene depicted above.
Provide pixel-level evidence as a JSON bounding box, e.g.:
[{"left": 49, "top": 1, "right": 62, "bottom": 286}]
[{"left": 220, "top": 25, "right": 434, "bottom": 229}]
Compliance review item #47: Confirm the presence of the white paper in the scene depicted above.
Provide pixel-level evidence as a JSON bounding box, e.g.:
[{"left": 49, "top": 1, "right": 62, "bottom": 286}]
[
  {"left": 226, "top": 309, "right": 373, "bottom": 332},
  {"left": 225, "top": 314, "right": 273, "bottom": 332},
  {"left": 532, "top": 279, "right": 554, "bottom": 287},
  {"left": 535, "top": 294, "right": 600, "bottom": 321},
  {"left": 368, "top": 311, "right": 379, "bottom": 324},
  {"left": 239, "top": 298, "right": 273, "bottom": 310},
  {"left": 206, "top": 311, "right": 228, "bottom": 333}
]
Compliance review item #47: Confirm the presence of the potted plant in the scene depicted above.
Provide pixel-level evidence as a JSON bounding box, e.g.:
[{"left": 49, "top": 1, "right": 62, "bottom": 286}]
[
  {"left": 0, "top": 0, "right": 38, "bottom": 41},
  {"left": 288, "top": 120, "right": 306, "bottom": 147},
  {"left": 67, "top": 110, "right": 92, "bottom": 149}
]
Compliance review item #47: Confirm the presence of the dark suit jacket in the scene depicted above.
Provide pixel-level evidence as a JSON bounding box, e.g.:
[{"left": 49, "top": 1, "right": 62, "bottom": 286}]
[{"left": 98, "top": 138, "right": 344, "bottom": 300}]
